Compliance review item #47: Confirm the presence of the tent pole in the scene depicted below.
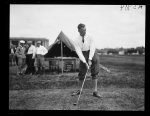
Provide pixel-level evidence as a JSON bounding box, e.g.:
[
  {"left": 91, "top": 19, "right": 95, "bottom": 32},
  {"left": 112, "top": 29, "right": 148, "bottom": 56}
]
[{"left": 61, "top": 40, "right": 63, "bottom": 75}]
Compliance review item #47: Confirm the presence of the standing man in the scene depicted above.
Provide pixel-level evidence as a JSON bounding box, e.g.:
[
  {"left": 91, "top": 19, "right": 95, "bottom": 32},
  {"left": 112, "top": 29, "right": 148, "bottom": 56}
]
[
  {"left": 72, "top": 23, "right": 101, "bottom": 98},
  {"left": 25, "top": 41, "right": 36, "bottom": 75},
  {"left": 35, "top": 41, "right": 48, "bottom": 75},
  {"left": 15, "top": 40, "right": 26, "bottom": 75},
  {"left": 13, "top": 45, "right": 17, "bottom": 66},
  {"left": 9, "top": 44, "right": 15, "bottom": 66}
]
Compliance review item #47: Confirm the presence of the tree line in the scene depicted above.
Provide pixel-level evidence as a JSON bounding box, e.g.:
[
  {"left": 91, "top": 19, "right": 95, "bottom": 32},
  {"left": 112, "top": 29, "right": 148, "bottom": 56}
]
[{"left": 97, "top": 46, "right": 145, "bottom": 55}]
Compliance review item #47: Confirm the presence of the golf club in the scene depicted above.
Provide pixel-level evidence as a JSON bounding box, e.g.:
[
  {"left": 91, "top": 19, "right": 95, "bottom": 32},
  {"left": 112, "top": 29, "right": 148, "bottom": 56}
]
[{"left": 73, "top": 66, "right": 89, "bottom": 106}]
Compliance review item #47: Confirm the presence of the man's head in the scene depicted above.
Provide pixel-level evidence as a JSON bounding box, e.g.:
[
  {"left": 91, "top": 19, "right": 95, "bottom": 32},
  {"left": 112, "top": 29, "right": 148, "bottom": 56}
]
[
  {"left": 27, "top": 41, "right": 32, "bottom": 46},
  {"left": 10, "top": 44, "right": 13, "bottom": 48},
  {"left": 13, "top": 45, "right": 16, "bottom": 48},
  {"left": 20, "top": 40, "right": 25, "bottom": 46},
  {"left": 78, "top": 23, "right": 86, "bottom": 37},
  {"left": 25, "top": 43, "right": 29, "bottom": 48},
  {"left": 37, "top": 41, "right": 41, "bottom": 47}
]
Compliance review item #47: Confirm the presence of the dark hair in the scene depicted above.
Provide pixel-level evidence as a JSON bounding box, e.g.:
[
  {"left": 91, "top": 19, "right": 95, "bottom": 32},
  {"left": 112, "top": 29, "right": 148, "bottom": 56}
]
[{"left": 77, "top": 23, "right": 85, "bottom": 29}]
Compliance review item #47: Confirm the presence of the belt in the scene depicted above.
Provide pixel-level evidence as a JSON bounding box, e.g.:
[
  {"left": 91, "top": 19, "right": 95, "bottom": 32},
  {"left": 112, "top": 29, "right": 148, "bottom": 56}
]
[
  {"left": 36, "top": 54, "right": 43, "bottom": 57},
  {"left": 82, "top": 50, "right": 90, "bottom": 54}
]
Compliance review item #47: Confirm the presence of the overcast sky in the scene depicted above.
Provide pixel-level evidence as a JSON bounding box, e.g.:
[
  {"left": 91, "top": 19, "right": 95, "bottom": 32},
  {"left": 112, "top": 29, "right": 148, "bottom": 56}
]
[{"left": 10, "top": 5, "right": 145, "bottom": 49}]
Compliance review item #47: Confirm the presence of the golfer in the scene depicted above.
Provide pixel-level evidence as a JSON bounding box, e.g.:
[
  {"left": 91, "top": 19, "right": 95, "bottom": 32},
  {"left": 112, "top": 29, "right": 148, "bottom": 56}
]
[{"left": 72, "top": 23, "right": 101, "bottom": 98}]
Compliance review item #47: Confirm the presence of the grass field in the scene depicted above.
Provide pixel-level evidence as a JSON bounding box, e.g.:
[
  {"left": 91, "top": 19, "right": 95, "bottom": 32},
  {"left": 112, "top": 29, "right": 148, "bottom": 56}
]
[{"left": 9, "top": 55, "right": 145, "bottom": 110}]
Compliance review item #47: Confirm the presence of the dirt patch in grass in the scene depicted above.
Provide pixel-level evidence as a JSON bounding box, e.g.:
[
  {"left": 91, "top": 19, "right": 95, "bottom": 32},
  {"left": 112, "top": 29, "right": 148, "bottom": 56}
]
[{"left": 9, "top": 87, "right": 144, "bottom": 110}]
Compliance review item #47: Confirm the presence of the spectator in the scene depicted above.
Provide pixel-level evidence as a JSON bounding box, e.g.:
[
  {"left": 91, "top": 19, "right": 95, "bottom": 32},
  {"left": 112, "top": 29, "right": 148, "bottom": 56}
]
[
  {"left": 15, "top": 40, "right": 26, "bottom": 75},
  {"left": 25, "top": 41, "right": 36, "bottom": 75},
  {"left": 35, "top": 41, "right": 48, "bottom": 75},
  {"left": 12, "top": 45, "right": 17, "bottom": 66},
  {"left": 9, "top": 44, "right": 16, "bottom": 66}
]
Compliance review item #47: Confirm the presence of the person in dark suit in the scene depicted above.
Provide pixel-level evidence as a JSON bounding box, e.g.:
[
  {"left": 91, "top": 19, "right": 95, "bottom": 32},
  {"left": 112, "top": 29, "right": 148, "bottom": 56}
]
[{"left": 25, "top": 41, "right": 36, "bottom": 75}]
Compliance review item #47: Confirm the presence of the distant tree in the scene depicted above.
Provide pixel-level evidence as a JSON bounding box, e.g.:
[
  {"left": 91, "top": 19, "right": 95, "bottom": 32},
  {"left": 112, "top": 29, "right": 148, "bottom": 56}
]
[
  {"left": 96, "top": 49, "right": 101, "bottom": 53},
  {"left": 126, "top": 48, "right": 137, "bottom": 54},
  {"left": 136, "top": 46, "right": 145, "bottom": 54},
  {"left": 107, "top": 49, "right": 118, "bottom": 54},
  {"left": 118, "top": 47, "right": 124, "bottom": 51}
]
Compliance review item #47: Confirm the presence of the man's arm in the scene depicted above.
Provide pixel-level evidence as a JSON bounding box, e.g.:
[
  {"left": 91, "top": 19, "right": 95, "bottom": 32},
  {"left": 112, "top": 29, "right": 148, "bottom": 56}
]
[
  {"left": 32, "top": 46, "right": 36, "bottom": 59},
  {"left": 73, "top": 40, "right": 86, "bottom": 63},
  {"left": 89, "top": 37, "right": 95, "bottom": 60},
  {"left": 42, "top": 46, "right": 48, "bottom": 55},
  {"left": 15, "top": 47, "right": 20, "bottom": 57}
]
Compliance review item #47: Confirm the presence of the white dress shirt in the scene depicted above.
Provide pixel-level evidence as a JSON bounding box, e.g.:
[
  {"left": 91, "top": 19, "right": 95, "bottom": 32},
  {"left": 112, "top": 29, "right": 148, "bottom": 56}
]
[
  {"left": 27, "top": 45, "right": 36, "bottom": 58},
  {"left": 35, "top": 45, "right": 48, "bottom": 55},
  {"left": 11, "top": 48, "right": 14, "bottom": 54},
  {"left": 73, "top": 34, "right": 96, "bottom": 63}
]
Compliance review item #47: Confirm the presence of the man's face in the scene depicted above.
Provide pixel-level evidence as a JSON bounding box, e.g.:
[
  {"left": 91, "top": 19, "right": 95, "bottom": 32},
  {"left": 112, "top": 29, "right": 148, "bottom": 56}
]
[
  {"left": 28, "top": 43, "right": 32, "bottom": 46},
  {"left": 20, "top": 43, "right": 24, "bottom": 46},
  {"left": 78, "top": 27, "right": 86, "bottom": 37},
  {"left": 25, "top": 44, "right": 29, "bottom": 48},
  {"left": 37, "top": 43, "right": 40, "bottom": 47},
  {"left": 10, "top": 44, "right": 13, "bottom": 48}
]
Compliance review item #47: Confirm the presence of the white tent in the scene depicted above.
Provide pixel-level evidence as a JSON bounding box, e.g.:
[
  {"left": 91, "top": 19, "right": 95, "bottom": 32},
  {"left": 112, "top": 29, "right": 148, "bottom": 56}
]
[
  {"left": 45, "top": 31, "right": 78, "bottom": 74},
  {"left": 45, "top": 31, "right": 78, "bottom": 58}
]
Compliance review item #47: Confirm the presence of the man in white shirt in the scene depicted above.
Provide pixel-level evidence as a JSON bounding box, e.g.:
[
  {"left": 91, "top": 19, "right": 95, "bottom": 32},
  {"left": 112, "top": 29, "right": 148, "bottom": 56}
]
[
  {"left": 35, "top": 41, "right": 48, "bottom": 75},
  {"left": 72, "top": 23, "right": 101, "bottom": 98},
  {"left": 25, "top": 41, "right": 36, "bottom": 75},
  {"left": 9, "top": 44, "right": 15, "bottom": 66}
]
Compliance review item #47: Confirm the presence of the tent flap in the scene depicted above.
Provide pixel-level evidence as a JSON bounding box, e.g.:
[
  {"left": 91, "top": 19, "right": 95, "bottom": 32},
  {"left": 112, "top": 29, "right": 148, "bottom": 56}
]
[{"left": 58, "top": 31, "right": 75, "bottom": 51}]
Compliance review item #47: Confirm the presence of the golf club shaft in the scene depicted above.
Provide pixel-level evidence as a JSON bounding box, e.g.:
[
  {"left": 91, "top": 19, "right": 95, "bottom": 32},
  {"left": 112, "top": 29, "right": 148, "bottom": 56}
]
[{"left": 75, "top": 68, "right": 89, "bottom": 105}]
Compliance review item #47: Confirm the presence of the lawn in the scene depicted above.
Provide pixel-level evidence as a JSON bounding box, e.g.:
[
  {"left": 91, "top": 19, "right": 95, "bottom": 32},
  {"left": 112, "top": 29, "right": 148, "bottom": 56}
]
[{"left": 9, "top": 55, "right": 145, "bottom": 110}]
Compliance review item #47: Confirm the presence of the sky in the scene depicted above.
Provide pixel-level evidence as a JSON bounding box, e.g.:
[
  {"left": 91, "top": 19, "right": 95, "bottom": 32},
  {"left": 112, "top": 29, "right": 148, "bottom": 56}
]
[{"left": 10, "top": 5, "right": 145, "bottom": 49}]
